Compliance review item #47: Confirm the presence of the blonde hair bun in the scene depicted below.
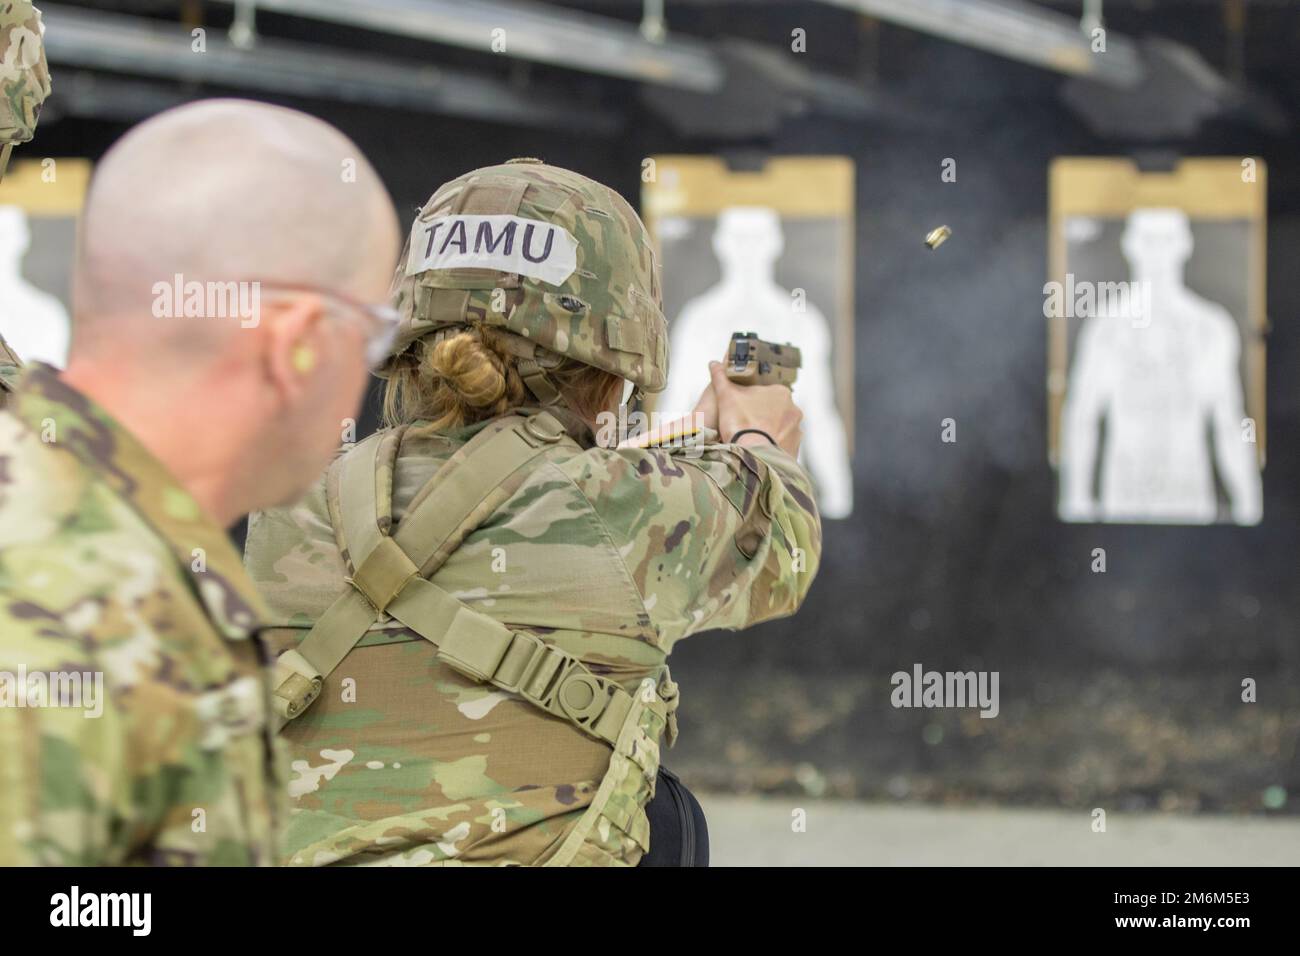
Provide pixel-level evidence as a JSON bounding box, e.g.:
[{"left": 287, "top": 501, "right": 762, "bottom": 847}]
[
  {"left": 381, "top": 326, "right": 621, "bottom": 431},
  {"left": 428, "top": 331, "right": 508, "bottom": 409}
]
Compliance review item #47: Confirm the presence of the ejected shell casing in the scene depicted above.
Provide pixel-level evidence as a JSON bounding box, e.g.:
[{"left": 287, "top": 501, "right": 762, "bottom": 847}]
[{"left": 925, "top": 225, "right": 952, "bottom": 249}]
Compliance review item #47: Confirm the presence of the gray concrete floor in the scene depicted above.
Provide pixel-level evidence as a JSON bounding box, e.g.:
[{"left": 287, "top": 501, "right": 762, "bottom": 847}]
[{"left": 698, "top": 795, "right": 1300, "bottom": 866}]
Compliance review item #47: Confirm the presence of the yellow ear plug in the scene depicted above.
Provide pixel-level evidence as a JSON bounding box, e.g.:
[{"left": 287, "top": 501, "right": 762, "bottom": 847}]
[{"left": 292, "top": 345, "right": 317, "bottom": 374}]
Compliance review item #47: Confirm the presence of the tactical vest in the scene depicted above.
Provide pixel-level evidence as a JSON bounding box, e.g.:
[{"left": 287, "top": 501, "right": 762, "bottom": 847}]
[{"left": 271, "top": 411, "right": 679, "bottom": 866}]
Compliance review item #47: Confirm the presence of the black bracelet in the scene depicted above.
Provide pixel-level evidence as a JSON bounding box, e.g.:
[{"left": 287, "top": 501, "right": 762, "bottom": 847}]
[{"left": 729, "top": 428, "right": 777, "bottom": 446}]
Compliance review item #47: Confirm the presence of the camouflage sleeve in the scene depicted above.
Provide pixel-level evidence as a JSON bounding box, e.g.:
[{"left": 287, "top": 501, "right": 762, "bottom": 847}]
[
  {"left": 0, "top": 622, "right": 130, "bottom": 866},
  {"left": 0, "top": 1, "right": 51, "bottom": 150},
  {"left": 243, "top": 474, "right": 350, "bottom": 627},
  {"left": 568, "top": 440, "right": 822, "bottom": 651}
]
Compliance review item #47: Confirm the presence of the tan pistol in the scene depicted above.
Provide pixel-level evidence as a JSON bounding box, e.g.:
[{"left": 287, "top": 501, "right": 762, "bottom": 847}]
[{"left": 725, "top": 332, "right": 801, "bottom": 387}]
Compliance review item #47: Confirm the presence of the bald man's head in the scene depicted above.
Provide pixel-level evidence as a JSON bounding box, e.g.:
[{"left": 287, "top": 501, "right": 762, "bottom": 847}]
[{"left": 72, "top": 99, "right": 399, "bottom": 359}]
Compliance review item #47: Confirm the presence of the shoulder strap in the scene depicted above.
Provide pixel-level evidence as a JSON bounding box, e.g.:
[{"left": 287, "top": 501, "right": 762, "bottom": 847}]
[
  {"left": 272, "top": 412, "right": 572, "bottom": 719},
  {"left": 320, "top": 428, "right": 397, "bottom": 574},
  {"left": 330, "top": 426, "right": 407, "bottom": 572},
  {"left": 270, "top": 411, "right": 684, "bottom": 867}
]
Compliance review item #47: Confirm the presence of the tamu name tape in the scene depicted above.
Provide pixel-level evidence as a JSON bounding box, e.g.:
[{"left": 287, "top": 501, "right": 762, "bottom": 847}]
[{"left": 405, "top": 214, "right": 578, "bottom": 286}]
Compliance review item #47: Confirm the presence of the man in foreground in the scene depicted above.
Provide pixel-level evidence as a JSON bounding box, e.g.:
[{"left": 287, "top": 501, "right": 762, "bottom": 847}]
[
  {"left": 0, "top": 0, "right": 51, "bottom": 406},
  {"left": 0, "top": 99, "right": 401, "bottom": 864}
]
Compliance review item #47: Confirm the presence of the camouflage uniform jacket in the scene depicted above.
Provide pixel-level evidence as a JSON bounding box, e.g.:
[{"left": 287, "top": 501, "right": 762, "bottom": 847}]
[
  {"left": 0, "top": 364, "right": 285, "bottom": 864},
  {"left": 244, "top": 410, "right": 822, "bottom": 866},
  {"left": 0, "top": 334, "right": 20, "bottom": 409}
]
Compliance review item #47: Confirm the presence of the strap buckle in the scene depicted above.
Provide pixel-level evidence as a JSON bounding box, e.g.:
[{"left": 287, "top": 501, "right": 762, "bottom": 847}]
[
  {"left": 495, "top": 632, "right": 619, "bottom": 728},
  {"left": 271, "top": 649, "right": 324, "bottom": 721},
  {"left": 494, "top": 631, "right": 567, "bottom": 694}
]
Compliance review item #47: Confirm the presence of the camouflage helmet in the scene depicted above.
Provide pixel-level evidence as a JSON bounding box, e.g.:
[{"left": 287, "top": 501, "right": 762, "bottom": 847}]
[
  {"left": 0, "top": 2, "right": 51, "bottom": 179},
  {"left": 382, "top": 158, "right": 668, "bottom": 397}
]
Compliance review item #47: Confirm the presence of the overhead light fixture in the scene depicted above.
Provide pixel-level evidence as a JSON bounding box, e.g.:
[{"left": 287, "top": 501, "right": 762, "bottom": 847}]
[
  {"left": 39, "top": 3, "right": 621, "bottom": 131},
  {"left": 817, "top": 0, "right": 1144, "bottom": 87}
]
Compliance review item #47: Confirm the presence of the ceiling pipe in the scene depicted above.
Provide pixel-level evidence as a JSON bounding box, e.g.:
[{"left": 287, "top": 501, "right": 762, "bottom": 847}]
[{"left": 208, "top": 0, "right": 726, "bottom": 92}]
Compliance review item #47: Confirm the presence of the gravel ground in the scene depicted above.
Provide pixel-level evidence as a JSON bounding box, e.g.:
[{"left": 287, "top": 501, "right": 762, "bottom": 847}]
[
  {"left": 697, "top": 796, "right": 1300, "bottom": 866},
  {"left": 666, "top": 667, "right": 1299, "bottom": 814}
]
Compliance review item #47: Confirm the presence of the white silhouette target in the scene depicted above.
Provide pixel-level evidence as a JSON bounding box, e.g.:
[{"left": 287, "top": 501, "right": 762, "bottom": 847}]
[
  {"left": 1058, "top": 208, "right": 1262, "bottom": 525},
  {"left": 658, "top": 207, "right": 854, "bottom": 518},
  {"left": 0, "top": 205, "right": 70, "bottom": 368}
]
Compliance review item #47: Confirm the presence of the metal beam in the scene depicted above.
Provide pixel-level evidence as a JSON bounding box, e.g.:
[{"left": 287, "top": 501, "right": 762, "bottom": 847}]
[
  {"left": 817, "top": 0, "right": 1145, "bottom": 87},
  {"left": 208, "top": 0, "right": 725, "bottom": 92},
  {"left": 39, "top": 3, "right": 621, "bottom": 131}
]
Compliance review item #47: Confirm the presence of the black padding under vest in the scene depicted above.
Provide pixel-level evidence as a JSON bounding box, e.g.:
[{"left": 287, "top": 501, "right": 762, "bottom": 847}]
[{"left": 638, "top": 767, "right": 709, "bottom": 867}]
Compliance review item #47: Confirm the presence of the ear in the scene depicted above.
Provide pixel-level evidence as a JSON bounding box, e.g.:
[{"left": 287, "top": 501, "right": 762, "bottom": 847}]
[{"left": 262, "top": 293, "right": 327, "bottom": 407}]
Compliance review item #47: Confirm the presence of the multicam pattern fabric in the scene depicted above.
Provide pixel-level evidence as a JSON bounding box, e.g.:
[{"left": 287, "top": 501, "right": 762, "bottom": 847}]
[
  {"left": 384, "top": 159, "right": 670, "bottom": 391},
  {"left": 0, "top": 364, "right": 285, "bottom": 865},
  {"left": 0, "top": 2, "right": 50, "bottom": 154},
  {"left": 0, "top": 334, "right": 20, "bottom": 407},
  {"left": 244, "top": 412, "right": 822, "bottom": 866}
]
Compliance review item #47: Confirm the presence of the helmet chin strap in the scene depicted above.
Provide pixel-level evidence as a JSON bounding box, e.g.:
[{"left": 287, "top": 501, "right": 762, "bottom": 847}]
[
  {"left": 517, "top": 357, "right": 562, "bottom": 406},
  {"left": 467, "top": 325, "right": 568, "bottom": 409}
]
